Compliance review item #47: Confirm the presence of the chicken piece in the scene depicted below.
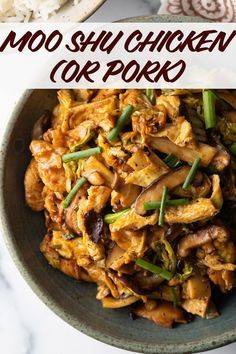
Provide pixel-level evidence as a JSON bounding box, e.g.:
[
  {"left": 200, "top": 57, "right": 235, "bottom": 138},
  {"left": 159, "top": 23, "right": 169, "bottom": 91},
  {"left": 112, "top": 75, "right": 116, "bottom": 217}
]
[
  {"left": 120, "top": 89, "right": 151, "bottom": 111},
  {"left": 58, "top": 89, "right": 74, "bottom": 107},
  {"left": 85, "top": 265, "right": 119, "bottom": 298},
  {"left": 177, "top": 225, "right": 229, "bottom": 258},
  {"left": 135, "top": 301, "right": 186, "bottom": 328},
  {"left": 40, "top": 234, "right": 81, "bottom": 280},
  {"left": 112, "top": 229, "right": 147, "bottom": 254},
  {"left": 93, "top": 89, "right": 121, "bottom": 101},
  {"left": 165, "top": 175, "right": 223, "bottom": 224},
  {"left": 65, "top": 120, "right": 96, "bottom": 151},
  {"left": 73, "top": 89, "right": 95, "bottom": 102},
  {"left": 106, "top": 245, "right": 126, "bottom": 269},
  {"left": 96, "top": 284, "right": 110, "bottom": 300},
  {"left": 153, "top": 117, "right": 197, "bottom": 148},
  {"left": 111, "top": 184, "right": 141, "bottom": 210},
  {"left": 181, "top": 299, "right": 210, "bottom": 318},
  {"left": 202, "top": 254, "right": 236, "bottom": 272},
  {"left": 40, "top": 234, "right": 61, "bottom": 268},
  {"left": 30, "top": 140, "right": 67, "bottom": 193},
  {"left": 87, "top": 186, "right": 111, "bottom": 213},
  {"left": 24, "top": 158, "right": 44, "bottom": 211},
  {"left": 43, "top": 187, "right": 64, "bottom": 226},
  {"left": 126, "top": 149, "right": 169, "bottom": 187},
  {"left": 97, "top": 134, "right": 129, "bottom": 173},
  {"left": 59, "top": 258, "right": 81, "bottom": 280},
  {"left": 109, "top": 208, "right": 158, "bottom": 232},
  {"left": 173, "top": 174, "right": 211, "bottom": 199},
  {"left": 208, "top": 269, "right": 236, "bottom": 293},
  {"left": 68, "top": 96, "right": 118, "bottom": 131},
  {"left": 156, "top": 94, "right": 180, "bottom": 120},
  {"left": 108, "top": 229, "right": 147, "bottom": 270},
  {"left": 132, "top": 106, "right": 167, "bottom": 137}
]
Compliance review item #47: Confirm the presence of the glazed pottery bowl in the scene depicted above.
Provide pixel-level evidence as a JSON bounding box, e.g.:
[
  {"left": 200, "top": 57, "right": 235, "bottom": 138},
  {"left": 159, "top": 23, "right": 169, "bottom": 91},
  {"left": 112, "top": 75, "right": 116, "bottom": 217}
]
[{"left": 1, "top": 16, "right": 235, "bottom": 354}]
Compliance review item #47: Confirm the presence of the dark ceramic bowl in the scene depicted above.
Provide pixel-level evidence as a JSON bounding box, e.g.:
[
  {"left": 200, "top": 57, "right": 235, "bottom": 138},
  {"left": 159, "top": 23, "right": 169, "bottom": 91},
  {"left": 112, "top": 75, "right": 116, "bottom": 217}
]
[{"left": 1, "top": 16, "right": 236, "bottom": 354}]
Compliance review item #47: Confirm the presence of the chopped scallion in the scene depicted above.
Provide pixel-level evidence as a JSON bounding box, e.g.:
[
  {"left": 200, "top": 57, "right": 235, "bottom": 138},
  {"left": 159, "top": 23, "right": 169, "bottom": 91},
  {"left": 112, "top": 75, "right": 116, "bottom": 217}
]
[
  {"left": 182, "top": 158, "right": 201, "bottom": 190},
  {"left": 107, "top": 104, "right": 134, "bottom": 142},
  {"left": 164, "top": 154, "right": 181, "bottom": 168},
  {"left": 144, "top": 198, "right": 189, "bottom": 211},
  {"left": 135, "top": 258, "right": 172, "bottom": 281},
  {"left": 62, "top": 176, "right": 87, "bottom": 208},
  {"left": 62, "top": 147, "right": 102, "bottom": 163},
  {"left": 104, "top": 208, "right": 130, "bottom": 224},
  {"left": 158, "top": 186, "right": 168, "bottom": 227},
  {"left": 203, "top": 90, "right": 217, "bottom": 129}
]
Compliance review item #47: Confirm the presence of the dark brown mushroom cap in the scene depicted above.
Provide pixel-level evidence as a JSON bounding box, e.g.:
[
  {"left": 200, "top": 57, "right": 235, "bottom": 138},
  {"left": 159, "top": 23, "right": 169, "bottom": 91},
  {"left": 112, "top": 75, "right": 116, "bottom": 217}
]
[
  {"left": 177, "top": 225, "right": 230, "bottom": 258},
  {"left": 84, "top": 210, "right": 104, "bottom": 243},
  {"left": 135, "top": 166, "right": 190, "bottom": 215}
]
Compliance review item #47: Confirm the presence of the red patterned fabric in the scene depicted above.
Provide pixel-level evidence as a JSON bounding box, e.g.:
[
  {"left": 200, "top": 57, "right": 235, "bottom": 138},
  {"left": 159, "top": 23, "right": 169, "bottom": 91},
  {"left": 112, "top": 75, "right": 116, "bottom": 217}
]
[{"left": 159, "top": 0, "right": 236, "bottom": 22}]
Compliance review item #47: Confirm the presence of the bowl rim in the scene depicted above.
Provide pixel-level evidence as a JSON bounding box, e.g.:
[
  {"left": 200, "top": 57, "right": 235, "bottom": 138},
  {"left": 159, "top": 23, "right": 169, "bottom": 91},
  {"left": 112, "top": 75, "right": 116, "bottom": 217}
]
[
  {"left": 0, "top": 16, "right": 235, "bottom": 353},
  {"left": 79, "top": 0, "right": 107, "bottom": 22}
]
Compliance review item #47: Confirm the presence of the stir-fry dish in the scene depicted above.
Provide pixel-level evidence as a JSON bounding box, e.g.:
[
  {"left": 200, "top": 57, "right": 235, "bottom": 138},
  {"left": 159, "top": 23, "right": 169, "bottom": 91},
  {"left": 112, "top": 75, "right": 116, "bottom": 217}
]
[{"left": 24, "top": 89, "right": 236, "bottom": 328}]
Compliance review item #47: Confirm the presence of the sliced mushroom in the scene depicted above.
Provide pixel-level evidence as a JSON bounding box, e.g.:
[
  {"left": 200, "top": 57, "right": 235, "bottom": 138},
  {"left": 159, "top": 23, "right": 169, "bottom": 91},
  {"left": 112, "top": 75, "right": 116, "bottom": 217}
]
[
  {"left": 135, "top": 166, "right": 190, "bottom": 215},
  {"left": 147, "top": 137, "right": 217, "bottom": 167},
  {"left": 31, "top": 110, "right": 51, "bottom": 140},
  {"left": 134, "top": 301, "right": 187, "bottom": 328},
  {"left": 217, "top": 91, "right": 236, "bottom": 110},
  {"left": 134, "top": 273, "right": 164, "bottom": 289},
  {"left": 101, "top": 296, "right": 139, "bottom": 308},
  {"left": 177, "top": 225, "right": 230, "bottom": 258}
]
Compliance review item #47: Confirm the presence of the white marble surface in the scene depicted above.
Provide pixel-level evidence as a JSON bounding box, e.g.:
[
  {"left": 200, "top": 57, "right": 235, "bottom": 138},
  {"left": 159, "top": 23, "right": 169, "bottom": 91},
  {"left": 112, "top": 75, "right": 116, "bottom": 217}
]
[{"left": 0, "top": 1, "right": 236, "bottom": 353}]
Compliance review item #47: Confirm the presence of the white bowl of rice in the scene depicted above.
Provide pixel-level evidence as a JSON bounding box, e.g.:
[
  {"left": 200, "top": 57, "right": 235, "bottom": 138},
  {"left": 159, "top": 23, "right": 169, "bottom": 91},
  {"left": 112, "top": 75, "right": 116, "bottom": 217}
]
[{"left": 0, "top": 0, "right": 106, "bottom": 22}]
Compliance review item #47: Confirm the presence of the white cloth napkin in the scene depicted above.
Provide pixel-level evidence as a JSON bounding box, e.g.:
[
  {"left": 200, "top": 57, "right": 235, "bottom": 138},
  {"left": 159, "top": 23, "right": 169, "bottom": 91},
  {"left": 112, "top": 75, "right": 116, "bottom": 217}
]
[{"left": 158, "top": 0, "right": 236, "bottom": 22}]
